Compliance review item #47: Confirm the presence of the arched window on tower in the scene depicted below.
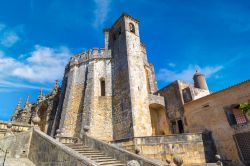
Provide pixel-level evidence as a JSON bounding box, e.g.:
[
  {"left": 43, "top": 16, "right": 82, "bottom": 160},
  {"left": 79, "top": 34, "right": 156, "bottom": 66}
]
[
  {"left": 129, "top": 23, "right": 135, "bottom": 33},
  {"left": 100, "top": 79, "right": 105, "bottom": 96}
]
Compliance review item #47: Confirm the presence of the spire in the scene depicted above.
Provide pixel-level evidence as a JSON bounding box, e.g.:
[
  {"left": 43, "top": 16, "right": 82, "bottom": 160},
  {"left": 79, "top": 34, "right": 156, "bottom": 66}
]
[
  {"left": 37, "top": 87, "right": 44, "bottom": 103},
  {"left": 21, "top": 95, "right": 31, "bottom": 119},
  {"left": 51, "top": 80, "right": 59, "bottom": 95},
  {"left": 15, "top": 98, "right": 22, "bottom": 111},
  {"left": 39, "top": 87, "right": 43, "bottom": 97},
  {"left": 24, "top": 95, "right": 30, "bottom": 107},
  {"left": 55, "top": 80, "right": 59, "bottom": 89},
  {"left": 12, "top": 98, "right": 22, "bottom": 120}
]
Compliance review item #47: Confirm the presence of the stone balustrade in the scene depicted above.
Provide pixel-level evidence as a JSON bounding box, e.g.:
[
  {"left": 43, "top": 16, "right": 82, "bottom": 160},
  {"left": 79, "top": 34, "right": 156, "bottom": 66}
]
[
  {"left": 56, "top": 135, "right": 80, "bottom": 144},
  {"left": 112, "top": 132, "right": 217, "bottom": 165},
  {"left": 148, "top": 94, "right": 165, "bottom": 106},
  {"left": 0, "top": 121, "right": 32, "bottom": 137}
]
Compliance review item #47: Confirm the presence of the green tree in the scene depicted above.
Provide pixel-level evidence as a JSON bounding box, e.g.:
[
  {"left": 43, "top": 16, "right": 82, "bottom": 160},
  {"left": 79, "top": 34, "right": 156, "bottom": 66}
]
[{"left": 240, "top": 101, "right": 250, "bottom": 116}]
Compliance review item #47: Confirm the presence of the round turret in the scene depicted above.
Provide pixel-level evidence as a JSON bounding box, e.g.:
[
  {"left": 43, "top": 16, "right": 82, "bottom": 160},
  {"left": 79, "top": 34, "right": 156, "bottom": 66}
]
[{"left": 193, "top": 70, "right": 209, "bottom": 90}]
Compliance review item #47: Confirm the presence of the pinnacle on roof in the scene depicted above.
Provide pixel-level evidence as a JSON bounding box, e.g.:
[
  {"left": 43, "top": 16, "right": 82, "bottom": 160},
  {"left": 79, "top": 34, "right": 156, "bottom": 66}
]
[
  {"left": 24, "top": 95, "right": 30, "bottom": 107},
  {"left": 12, "top": 98, "right": 22, "bottom": 118}
]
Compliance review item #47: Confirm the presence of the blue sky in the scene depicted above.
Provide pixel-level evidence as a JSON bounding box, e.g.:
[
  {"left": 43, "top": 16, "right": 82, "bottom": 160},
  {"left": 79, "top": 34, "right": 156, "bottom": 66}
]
[{"left": 0, "top": 0, "right": 250, "bottom": 120}]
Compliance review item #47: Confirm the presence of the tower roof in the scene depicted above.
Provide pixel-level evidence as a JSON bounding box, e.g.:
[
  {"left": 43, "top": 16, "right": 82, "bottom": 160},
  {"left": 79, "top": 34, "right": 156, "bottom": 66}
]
[
  {"left": 111, "top": 13, "right": 140, "bottom": 29},
  {"left": 193, "top": 70, "right": 204, "bottom": 78}
]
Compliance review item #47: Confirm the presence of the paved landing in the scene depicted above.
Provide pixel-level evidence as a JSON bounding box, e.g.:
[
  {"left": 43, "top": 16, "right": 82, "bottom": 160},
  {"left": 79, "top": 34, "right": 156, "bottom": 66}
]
[{"left": 0, "top": 157, "right": 35, "bottom": 166}]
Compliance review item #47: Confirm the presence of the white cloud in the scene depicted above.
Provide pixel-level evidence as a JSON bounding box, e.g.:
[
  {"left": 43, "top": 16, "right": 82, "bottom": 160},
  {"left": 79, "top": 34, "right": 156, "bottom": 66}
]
[
  {"left": 157, "top": 64, "right": 223, "bottom": 83},
  {"left": 0, "top": 22, "right": 20, "bottom": 47},
  {"left": 1, "top": 31, "right": 19, "bottom": 47},
  {"left": 13, "top": 45, "right": 72, "bottom": 82},
  {"left": 168, "top": 62, "right": 176, "bottom": 68},
  {"left": 0, "top": 80, "right": 49, "bottom": 91},
  {"left": 0, "top": 45, "right": 72, "bottom": 84},
  {"left": 93, "top": 0, "right": 111, "bottom": 28},
  {"left": 0, "top": 23, "right": 6, "bottom": 31}
]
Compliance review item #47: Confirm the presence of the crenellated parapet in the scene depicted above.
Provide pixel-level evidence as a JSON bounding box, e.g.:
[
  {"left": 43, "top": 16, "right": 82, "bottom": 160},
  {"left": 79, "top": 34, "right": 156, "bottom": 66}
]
[{"left": 68, "top": 48, "right": 111, "bottom": 68}]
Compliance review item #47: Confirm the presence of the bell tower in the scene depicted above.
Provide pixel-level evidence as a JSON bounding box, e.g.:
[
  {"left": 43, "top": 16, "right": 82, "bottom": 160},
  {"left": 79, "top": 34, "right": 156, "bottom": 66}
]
[{"left": 109, "top": 13, "right": 152, "bottom": 140}]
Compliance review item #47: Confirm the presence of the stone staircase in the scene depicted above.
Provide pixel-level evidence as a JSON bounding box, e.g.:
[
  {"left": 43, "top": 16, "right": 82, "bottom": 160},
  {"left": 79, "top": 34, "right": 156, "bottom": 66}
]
[
  {"left": 63, "top": 143, "right": 126, "bottom": 166},
  {"left": 0, "top": 129, "right": 6, "bottom": 137}
]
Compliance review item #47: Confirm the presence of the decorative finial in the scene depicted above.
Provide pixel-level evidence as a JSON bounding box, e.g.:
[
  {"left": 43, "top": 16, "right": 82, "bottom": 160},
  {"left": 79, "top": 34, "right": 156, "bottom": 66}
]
[
  {"left": 37, "top": 87, "right": 44, "bottom": 103},
  {"left": 16, "top": 98, "right": 22, "bottom": 111},
  {"left": 40, "top": 87, "right": 43, "bottom": 97},
  {"left": 22, "top": 95, "right": 31, "bottom": 118},
  {"left": 24, "top": 95, "right": 30, "bottom": 107},
  {"left": 55, "top": 80, "right": 59, "bottom": 88},
  {"left": 12, "top": 98, "right": 22, "bottom": 120},
  {"left": 51, "top": 80, "right": 59, "bottom": 95}
]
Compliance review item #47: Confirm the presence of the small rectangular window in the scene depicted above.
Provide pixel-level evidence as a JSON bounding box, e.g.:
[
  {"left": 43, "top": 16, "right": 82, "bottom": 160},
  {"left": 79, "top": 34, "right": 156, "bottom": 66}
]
[
  {"left": 171, "top": 121, "right": 177, "bottom": 134},
  {"left": 177, "top": 119, "right": 184, "bottom": 133},
  {"left": 101, "top": 80, "right": 105, "bottom": 96},
  {"left": 226, "top": 109, "right": 247, "bottom": 126},
  {"left": 233, "top": 109, "right": 247, "bottom": 124},
  {"left": 226, "top": 111, "right": 237, "bottom": 125}
]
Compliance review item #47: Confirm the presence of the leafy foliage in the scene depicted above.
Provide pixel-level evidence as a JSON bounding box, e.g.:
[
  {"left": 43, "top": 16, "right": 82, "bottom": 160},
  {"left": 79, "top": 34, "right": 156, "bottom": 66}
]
[{"left": 240, "top": 102, "right": 250, "bottom": 116}]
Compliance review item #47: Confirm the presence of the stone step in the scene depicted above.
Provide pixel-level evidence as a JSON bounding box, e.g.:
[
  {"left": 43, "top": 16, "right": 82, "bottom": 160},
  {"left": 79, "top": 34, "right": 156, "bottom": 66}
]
[
  {"left": 89, "top": 156, "right": 114, "bottom": 160},
  {"left": 72, "top": 148, "right": 94, "bottom": 151},
  {"left": 78, "top": 152, "right": 104, "bottom": 155},
  {"left": 72, "top": 148, "right": 93, "bottom": 152},
  {"left": 84, "top": 154, "right": 105, "bottom": 157},
  {"left": 63, "top": 142, "right": 126, "bottom": 166},
  {"left": 63, "top": 143, "right": 85, "bottom": 147},
  {"left": 95, "top": 158, "right": 118, "bottom": 162},
  {"left": 67, "top": 146, "right": 91, "bottom": 150},
  {"left": 99, "top": 164, "right": 125, "bottom": 166},
  {"left": 65, "top": 144, "right": 88, "bottom": 148},
  {"left": 97, "top": 160, "right": 124, "bottom": 165}
]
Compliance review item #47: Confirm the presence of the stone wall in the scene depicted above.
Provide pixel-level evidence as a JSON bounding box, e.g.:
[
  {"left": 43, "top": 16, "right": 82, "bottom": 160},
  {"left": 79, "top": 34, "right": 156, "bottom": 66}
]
[
  {"left": 158, "top": 81, "right": 184, "bottom": 121},
  {"left": 82, "top": 134, "right": 164, "bottom": 166},
  {"left": 87, "top": 59, "right": 113, "bottom": 141},
  {"left": 0, "top": 131, "right": 32, "bottom": 158},
  {"left": 58, "top": 53, "right": 113, "bottom": 141},
  {"left": 157, "top": 81, "right": 184, "bottom": 134},
  {"left": 184, "top": 80, "right": 250, "bottom": 166},
  {"left": 29, "top": 129, "right": 98, "bottom": 166},
  {"left": 113, "top": 133, "right": 216, "bottom": 165}
]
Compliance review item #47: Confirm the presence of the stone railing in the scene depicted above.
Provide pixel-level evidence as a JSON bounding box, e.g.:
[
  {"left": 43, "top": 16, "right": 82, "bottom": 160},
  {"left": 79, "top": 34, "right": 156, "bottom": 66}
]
[
  {"left": 55, "top": 135, "right": 80, "bottom": 144},
  {"left": 148, "top": 94, "right": 165, "bottom": 106},
  {"left": 82, "top": 134, "right": 165, "bottom": 166},
  {"left": 0, "top": 121, "right": 32, "bottom": 137},
  {"left": 0, "top": 131, "right": 32, "bottom": 158},
  {"left": 112, "top": 132, "right": 217, "bottom": 166},
  {"left": 69, "top": 48, "right": 111, "bottom": 67},
  {"left": 30, "top": 129, "right": 98, "bottom": 166}
]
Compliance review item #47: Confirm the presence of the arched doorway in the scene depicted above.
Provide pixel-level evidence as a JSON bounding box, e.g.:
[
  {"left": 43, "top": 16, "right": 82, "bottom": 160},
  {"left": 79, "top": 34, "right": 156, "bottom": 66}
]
[{"left": 149, "top": 103, "right": 169, "bottom": 135}]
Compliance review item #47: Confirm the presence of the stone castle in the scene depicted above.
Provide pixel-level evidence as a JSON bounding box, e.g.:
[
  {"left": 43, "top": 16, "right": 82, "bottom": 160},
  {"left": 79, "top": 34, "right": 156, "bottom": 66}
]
[
  {"left": 11, "top": 13, "right": 209, "bottom": 141},
  {"left": 3, "top": 13, "right": 250, "bottom": 166}
]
